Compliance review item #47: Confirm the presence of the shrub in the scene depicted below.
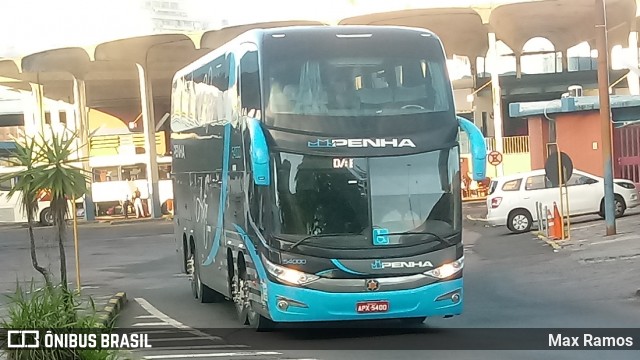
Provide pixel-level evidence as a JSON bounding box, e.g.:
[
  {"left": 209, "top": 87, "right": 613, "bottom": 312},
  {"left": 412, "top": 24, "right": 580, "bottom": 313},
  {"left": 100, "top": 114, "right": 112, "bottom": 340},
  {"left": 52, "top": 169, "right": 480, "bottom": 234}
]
[{"left": 1, "top": 281, "right": 124, "bottom": 360}]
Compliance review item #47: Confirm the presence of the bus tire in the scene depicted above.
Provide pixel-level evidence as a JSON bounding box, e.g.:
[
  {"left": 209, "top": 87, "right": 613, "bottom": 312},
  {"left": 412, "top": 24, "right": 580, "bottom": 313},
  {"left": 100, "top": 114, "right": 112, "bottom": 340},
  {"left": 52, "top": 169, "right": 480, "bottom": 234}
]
[
  {"left": 232, "top": 269, "right": 249, "bottom": 325},
  {"left": 248, "top": 308, "right": 276, "bottom": 332},
  {"left": 39, "top": 208, "right": 54, "bottom": 226},
  {"left": 190, "top": 253, "right": 224, "bottom": 303}
]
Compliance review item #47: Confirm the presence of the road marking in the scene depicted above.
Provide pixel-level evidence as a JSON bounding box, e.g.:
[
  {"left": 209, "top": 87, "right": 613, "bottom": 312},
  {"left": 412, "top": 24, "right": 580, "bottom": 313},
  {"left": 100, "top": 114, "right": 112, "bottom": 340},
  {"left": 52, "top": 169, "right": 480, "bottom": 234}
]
[
  {"left": 133, "top": 322, "right": 172, "bottom": 327},
  {"left": 143, "top": 352, "right": 281, "bottom": 359},
  {"left": 137, "top": 345, "right": 248, "bottom": 351},
  {"left": 135, "top": 298, "right": 189, "bottom": 329},
  {"left": 147, "top": 337, "right": 210, "bottom": 342},
  {"left": 133, "top": 297, "right": 224, "bottom": 341},
  {"left": 136, "top": 315, "right": 159, "bottom": 319}
]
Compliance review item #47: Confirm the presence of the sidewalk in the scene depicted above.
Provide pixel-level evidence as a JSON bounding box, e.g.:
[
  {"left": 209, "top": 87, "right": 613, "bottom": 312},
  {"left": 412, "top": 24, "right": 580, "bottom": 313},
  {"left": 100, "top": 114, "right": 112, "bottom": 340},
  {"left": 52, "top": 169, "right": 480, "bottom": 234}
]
[
  {"left": 0, "top": 215, "right": 172, "bottom": 230},
  {"left": 545, "top": 211, "right": 640, "bottom": 257},
  {"left": 96, "top": 214, "right": 173, "bottom": 225}
]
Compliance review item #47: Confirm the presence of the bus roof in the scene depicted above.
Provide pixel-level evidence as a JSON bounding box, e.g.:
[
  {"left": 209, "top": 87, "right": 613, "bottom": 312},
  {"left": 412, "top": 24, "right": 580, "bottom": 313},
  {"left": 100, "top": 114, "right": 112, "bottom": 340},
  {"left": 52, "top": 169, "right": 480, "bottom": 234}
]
[{"left": 173, "top": 25, "right": 442, "bottom": 82}]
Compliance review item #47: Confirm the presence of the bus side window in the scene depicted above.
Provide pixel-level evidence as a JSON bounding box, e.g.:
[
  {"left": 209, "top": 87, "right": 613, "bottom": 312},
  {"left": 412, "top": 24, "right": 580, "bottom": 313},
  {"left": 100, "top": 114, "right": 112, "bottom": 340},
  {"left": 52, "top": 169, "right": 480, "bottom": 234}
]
[
  {"left": 239, "top": 46, "right": 262, "bottom": 117},
  {"left": 248, "top": 182, "right": 264, "bottom": 231}
]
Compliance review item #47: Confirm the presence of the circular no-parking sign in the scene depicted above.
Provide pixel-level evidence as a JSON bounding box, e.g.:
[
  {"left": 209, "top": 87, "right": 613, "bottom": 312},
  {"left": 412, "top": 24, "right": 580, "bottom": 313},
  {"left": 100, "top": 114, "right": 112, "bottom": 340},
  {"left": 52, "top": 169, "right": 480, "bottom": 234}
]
[{"left": 488, "top": 151, "right": 503, "bottom": 166}]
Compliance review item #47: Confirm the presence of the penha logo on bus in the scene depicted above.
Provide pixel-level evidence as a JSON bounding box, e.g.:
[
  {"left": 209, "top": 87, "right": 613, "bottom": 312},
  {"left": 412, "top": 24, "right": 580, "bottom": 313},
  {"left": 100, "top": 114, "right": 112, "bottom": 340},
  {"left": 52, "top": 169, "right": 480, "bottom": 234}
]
[{"left": 308, "top": 138, "right": 416, "bottom": 148}]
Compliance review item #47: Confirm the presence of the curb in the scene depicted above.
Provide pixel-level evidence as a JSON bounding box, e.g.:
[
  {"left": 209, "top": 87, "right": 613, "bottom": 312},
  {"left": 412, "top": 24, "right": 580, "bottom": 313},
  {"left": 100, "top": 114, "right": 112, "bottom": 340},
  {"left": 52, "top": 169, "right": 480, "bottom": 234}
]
[
  {"left": 532, "top": 232, "right": 562, "bottom": 251},
  {"left": 0, "top": 223, "right": 29, "bottom": 230},
  {"left": 106, "top": 216, "right": 173, "bottom": 226},
  {"left": 465, "top": 214, "right": 493, "bottom": 227},
  {"left": 97, "top": 292, "right": 127, "bottom": 327}
]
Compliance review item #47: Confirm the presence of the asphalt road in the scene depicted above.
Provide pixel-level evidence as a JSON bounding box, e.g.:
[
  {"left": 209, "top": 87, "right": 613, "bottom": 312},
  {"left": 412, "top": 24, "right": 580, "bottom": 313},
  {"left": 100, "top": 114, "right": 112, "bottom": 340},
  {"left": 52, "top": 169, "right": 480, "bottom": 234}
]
[
  {"left": 0, "top": 221, "right": 174, "bottom": 308},
  {"left": 2, "top": 209, "right": 640, "bottom": 360}
]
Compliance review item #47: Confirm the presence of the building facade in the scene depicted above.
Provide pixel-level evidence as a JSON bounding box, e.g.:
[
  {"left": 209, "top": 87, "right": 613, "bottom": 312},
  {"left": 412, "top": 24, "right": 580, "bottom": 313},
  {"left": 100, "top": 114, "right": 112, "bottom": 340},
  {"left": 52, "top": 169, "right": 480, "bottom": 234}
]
[{"left": 141, "top": 0, "right": 208, "bottom": 33}]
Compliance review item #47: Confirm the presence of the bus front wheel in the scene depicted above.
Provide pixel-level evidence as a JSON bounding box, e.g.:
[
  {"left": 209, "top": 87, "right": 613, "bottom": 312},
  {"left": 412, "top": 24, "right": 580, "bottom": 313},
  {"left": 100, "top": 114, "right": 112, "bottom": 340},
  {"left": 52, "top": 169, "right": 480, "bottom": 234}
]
[{"left": 232, "top": 257, "right": 275, "bottom": 331}]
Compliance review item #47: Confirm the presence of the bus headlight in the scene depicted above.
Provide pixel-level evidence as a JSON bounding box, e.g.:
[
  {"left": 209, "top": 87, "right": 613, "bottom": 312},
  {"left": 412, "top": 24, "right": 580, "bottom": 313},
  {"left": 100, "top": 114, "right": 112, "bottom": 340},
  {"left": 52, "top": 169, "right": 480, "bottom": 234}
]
[
  {"left": 263, "top": 256, "right": 319, "bottom": 286},
  {"left": 424, "top": 256, "right": 464, "bottom": 279}
]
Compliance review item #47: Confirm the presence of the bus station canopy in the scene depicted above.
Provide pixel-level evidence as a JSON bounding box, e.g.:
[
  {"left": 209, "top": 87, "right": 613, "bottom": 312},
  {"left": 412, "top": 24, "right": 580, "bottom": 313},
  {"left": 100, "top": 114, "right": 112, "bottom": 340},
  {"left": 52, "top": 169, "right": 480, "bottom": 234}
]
[
  {"left": 0, "top": 20, "right": 325, "bottom": 111},
  {"left": 339, "top": 0, "right": 638, "bottom": 58},
  {"left": 0, "top": 0, "right": 639, "bottom": 110}
]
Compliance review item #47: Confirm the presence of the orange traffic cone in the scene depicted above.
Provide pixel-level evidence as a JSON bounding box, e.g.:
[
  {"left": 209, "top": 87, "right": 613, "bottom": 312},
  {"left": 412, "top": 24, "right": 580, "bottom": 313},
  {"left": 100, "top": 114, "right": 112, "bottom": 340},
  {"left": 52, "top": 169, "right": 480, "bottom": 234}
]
[
  {"left": 547, "top": 209, "right": 556, "bottom": 239},
  {"left": 552, "top": 202, "right": 563, "bottom": 240}
]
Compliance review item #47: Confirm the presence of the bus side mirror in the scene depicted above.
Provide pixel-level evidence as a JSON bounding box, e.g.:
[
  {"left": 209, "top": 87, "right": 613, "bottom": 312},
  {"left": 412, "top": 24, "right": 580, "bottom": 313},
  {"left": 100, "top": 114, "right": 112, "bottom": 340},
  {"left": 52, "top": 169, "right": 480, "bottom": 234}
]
[
  {"left": 247, "top": 117, "right": 270, "bottom": 186},
  {"left": 457, "top": 116, "right": 487, "bottom": 181}
]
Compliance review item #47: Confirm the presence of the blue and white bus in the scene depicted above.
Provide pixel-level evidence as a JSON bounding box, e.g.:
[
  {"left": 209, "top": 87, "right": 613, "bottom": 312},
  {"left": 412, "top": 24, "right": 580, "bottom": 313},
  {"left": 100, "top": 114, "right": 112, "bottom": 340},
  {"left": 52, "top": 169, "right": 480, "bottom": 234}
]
[{"left": 170, "top": 25, "right": 487, "bottom": 330}]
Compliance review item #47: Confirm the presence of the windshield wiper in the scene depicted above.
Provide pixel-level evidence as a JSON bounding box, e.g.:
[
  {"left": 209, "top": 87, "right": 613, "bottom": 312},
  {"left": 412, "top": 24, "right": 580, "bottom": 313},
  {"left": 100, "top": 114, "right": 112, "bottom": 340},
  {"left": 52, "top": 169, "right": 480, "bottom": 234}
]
[
  {"left": 280, "top": 233, "right": 356, "bottom": 251},
  {"left": 381, "top": 231, "right": 453, "bottom": 247}
]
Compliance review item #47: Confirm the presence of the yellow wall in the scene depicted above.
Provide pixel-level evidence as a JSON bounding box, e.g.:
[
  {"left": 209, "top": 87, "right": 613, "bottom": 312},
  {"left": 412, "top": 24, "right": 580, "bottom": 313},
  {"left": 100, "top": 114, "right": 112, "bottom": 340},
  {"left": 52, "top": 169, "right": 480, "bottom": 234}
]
[
  {"left": 461, "top": 152, "right": 531, "bottom": 179},
  {"left": 87, "top": 109, "right": 129, "bottom": 133}
]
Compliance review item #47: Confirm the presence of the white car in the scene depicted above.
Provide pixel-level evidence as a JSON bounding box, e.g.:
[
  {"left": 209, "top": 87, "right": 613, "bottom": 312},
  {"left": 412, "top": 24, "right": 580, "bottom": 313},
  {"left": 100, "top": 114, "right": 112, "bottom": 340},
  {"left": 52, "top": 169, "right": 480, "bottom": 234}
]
[{"left": 485, "top": 169, "right": 639, "bottom": 233}]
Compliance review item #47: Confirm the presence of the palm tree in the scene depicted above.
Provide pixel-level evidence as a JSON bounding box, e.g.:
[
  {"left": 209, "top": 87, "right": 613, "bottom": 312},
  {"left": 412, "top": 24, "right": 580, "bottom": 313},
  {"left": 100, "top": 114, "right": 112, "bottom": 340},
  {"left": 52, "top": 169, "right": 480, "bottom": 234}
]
[
  {"left": 31, "top": 128, "right": 89, "bottom": 289},
  {"left": 0, "top": 135, "right": 53, "bottom": 288}
]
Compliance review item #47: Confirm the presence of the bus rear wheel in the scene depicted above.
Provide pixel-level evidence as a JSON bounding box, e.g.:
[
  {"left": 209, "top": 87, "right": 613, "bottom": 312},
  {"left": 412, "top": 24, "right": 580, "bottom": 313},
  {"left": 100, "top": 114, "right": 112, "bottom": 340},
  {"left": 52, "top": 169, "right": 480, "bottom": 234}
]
[{"left": 188, "top": 254, "right": 224, "bottom": 303}]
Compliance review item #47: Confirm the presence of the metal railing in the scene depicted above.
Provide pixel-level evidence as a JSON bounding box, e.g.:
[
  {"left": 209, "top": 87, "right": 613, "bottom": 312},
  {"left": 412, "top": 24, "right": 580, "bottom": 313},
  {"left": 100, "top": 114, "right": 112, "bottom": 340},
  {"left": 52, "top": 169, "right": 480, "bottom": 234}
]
[
  {"left": 485, "top": 136, "right": 530, "bottom": 154},
  {"left": 536, "top": 201, "right": 550, "bottom": 237},
  {"left": 89, "top": 132, "right": 167, "bottom": 156},
  {"left": 460, "top": 135, "right": 530, "bottom": 154}
]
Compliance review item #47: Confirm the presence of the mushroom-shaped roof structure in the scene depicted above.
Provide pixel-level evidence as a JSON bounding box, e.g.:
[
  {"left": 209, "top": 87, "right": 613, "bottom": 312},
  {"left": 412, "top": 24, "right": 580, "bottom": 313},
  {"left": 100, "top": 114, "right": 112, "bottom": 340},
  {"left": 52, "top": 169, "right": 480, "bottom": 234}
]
[{"left": 340, "top": 8, "right": 488, "bottom": 58}]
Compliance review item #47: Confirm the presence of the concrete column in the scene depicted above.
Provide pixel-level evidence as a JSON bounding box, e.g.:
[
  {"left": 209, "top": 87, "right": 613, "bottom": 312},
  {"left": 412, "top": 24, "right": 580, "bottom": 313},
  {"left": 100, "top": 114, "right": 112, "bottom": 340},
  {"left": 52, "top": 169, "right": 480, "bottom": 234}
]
[
  {"left": 29, "top": 83, "right": 46, "bottom": 136},
  {"left": 561, "top": 50, "right": 569, "bottom": 72},
  {"left": 50, "top": 101, "right": 61, "bottom": 132},
  {"left": 627, "top": 30, "right": 640, "bottom": 95},
  {"left": 470, "top": 62, "right": 478, "bottom": 126},
  {"left": 72, "top": 78, "right": 95, "bottom": 221},
  {"left": 515, "top": 54, "right": 522, "bottom": 78},
  {"left": 136, "top": 63, "right": 161, "bottom": 218},
  {"left": 21, "top": 91, "right": 38, "bottom": 137},
  {"left": 488, "top": 32, "right": 504, "bottom": 177}
]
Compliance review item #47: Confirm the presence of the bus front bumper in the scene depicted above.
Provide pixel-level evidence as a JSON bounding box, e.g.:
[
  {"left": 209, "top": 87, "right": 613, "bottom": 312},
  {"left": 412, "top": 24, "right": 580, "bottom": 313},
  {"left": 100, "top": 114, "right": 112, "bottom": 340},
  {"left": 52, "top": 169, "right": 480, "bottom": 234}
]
[{"left": 265, "top": 278, "right": 463, "bottom": 323}]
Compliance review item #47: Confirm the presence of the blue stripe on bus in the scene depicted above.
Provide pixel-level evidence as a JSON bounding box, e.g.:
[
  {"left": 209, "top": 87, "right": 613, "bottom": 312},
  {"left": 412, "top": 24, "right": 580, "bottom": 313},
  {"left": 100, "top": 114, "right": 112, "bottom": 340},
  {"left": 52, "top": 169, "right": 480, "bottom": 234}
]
[
  {"left": 232, "top": 223, "right": 267, "bottom": 280},
  {"left": 330, "top": 259, "right": 366, "bottom": 275},
  {"left": 203, "top": 123, "right": 231, "bottom": 266}
]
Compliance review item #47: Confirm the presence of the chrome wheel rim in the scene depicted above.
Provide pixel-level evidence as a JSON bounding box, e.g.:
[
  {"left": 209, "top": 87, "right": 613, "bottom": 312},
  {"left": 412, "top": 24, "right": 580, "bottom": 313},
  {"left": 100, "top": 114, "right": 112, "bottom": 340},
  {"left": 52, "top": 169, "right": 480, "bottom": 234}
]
[{"left": 513, "top": 215, "right": 529, "bottom": 231}]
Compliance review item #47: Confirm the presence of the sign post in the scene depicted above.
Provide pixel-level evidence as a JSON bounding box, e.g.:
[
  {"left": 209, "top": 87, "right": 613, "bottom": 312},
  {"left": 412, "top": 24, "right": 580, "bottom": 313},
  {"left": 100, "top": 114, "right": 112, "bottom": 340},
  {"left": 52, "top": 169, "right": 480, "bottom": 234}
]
[{"left": 545, "top": 144, "right": 573, "bottom": 240}]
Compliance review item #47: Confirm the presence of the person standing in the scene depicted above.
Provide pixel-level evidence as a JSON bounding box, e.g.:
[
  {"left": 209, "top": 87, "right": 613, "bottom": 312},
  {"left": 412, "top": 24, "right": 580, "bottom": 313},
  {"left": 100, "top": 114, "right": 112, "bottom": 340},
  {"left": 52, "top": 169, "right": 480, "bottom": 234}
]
[{"left": 133, "top": 188, "right": 145, "bottom": 218}]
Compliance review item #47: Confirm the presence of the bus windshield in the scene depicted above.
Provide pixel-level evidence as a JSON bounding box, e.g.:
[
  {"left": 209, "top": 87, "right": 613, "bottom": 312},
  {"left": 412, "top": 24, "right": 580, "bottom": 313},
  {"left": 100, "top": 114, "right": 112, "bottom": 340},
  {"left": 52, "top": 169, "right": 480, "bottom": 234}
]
[
  {"left": 271, "top": 147, "right": 460, "bottom": 249},
  {"left": 262, "top": 32, "right": 451, "bottom": 120}
]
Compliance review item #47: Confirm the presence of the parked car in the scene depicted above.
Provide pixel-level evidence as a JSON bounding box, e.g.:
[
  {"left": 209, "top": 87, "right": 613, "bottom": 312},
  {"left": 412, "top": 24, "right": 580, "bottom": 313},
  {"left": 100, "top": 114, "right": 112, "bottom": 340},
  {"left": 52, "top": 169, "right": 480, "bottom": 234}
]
[{"left": 485, "top": 169, "right": 639, "bottom": 233}]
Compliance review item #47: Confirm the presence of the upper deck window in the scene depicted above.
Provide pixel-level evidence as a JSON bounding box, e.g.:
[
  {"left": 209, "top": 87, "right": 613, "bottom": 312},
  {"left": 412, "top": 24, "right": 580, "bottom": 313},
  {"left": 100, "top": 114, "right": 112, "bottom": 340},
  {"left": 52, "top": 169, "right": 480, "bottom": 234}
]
[{"left": 263, "top": 31, "right": 451, "bottom": 118}]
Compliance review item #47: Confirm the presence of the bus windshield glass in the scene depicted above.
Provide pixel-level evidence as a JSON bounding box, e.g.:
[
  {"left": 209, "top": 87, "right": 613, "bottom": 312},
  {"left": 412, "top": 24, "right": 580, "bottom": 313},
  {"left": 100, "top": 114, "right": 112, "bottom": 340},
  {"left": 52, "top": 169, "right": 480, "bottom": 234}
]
[
  {"left": 262, "top": 32, "right": 451, "bottom": 120},
  {"left": 271, "top": 147, "right": 460, "bottom": 248}
]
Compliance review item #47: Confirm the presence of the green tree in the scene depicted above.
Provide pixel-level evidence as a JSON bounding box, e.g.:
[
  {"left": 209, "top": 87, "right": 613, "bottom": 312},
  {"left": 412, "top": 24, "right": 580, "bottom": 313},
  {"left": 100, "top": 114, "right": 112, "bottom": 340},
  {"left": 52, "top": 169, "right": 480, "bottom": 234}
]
[
  {"left": 0, "top": 135, "right": 53, "bottom": 288},
  {"left": 31, "top": 128, "right": 90, "bottom": 289}
]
